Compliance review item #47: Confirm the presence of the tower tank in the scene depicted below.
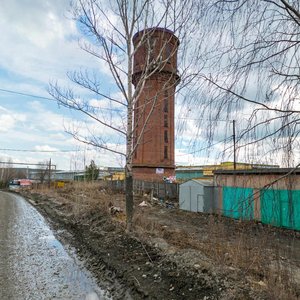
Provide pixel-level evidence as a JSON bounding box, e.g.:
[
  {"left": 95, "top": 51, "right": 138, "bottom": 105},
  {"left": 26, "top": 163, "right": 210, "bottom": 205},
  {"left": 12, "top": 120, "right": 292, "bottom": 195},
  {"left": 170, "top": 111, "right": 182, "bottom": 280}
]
[{"left": 132, "top": 28, "right": 180, "bottom": 181}]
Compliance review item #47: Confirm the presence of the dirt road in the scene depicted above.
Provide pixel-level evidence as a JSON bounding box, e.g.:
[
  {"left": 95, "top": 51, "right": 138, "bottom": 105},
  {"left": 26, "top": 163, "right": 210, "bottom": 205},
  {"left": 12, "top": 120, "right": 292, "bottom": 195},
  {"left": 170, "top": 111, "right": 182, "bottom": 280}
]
[{"left": 0, "top": 191, "right": 109, "bottom": 300}]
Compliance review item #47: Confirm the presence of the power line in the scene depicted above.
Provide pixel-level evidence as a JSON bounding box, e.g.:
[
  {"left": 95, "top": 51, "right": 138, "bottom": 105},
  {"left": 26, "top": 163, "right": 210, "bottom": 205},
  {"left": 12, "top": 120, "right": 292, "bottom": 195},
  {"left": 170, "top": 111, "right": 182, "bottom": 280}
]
[
  {"left": 0, "top": 161, "right": 55, "bottom": 167},
  {"left": 0, "top": 148, "right": 90, "bottom": 153},
  {"left": 175, "top": 116, "right": 231, "bottom": 122},
  {"left": 0, "top": 88, "right": 248, "bottom": 121},
  {"left": 177, "top": 137, "right": 232, "bottom": 156},
  {"left": 0, "top": 88, "right": 55, "bottom": 101},
  {"left": 0, "top": 88, "right": 125, "bottom": 112}
]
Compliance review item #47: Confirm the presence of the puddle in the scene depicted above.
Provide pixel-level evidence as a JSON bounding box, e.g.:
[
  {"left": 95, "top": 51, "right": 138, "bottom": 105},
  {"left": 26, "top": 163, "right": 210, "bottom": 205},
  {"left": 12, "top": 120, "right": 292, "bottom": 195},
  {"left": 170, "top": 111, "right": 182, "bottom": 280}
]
[{"left": 0, "top": 192, "right": 111, "bottom": 300}]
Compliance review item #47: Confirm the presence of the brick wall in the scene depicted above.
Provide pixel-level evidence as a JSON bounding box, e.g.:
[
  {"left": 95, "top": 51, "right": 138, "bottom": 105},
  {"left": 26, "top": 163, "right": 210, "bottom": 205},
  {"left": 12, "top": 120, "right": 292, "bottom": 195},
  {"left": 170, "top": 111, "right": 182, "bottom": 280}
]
[{"left": 132, "top": 28, "right": 179, "bottom": 182}]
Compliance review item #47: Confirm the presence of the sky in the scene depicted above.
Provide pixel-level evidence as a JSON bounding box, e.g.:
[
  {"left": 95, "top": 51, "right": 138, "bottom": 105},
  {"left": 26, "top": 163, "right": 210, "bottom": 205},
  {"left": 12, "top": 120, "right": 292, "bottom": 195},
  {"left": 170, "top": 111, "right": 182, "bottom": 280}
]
[
  {"left": 0, "top": 0, "right": 230, "bottom": 171},
  {"left": 0, "top": 0, "right": 110, "bottom": 170},
  {"left": 3, "top": 0, "right": 287, "bottom": 172}
]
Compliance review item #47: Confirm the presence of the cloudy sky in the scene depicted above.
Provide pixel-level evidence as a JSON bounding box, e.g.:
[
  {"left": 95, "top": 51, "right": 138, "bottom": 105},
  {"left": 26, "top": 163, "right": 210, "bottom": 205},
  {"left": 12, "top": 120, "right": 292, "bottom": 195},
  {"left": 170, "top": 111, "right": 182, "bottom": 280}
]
[{"left": 0, "top": 0, "right": 236, "bottom": 171}]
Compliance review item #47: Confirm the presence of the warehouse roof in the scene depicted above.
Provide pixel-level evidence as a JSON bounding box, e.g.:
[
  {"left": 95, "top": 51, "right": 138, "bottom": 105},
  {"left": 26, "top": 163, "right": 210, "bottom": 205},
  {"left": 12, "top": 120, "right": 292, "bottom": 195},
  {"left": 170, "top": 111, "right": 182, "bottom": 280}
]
[
  {"left": 180, "top": 179, "right": 213, "bottom": 186},
  {"left": 214, "top": 168, "right": 300, "bottom": 175}
]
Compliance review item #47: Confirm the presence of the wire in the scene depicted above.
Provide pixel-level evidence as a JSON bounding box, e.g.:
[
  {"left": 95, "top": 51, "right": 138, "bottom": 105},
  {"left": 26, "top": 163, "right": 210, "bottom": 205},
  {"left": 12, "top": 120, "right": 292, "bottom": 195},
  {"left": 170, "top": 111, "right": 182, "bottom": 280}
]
[
  {"left": 175, "top": 116, "right": 231, "bottom": 122},
  {"left": 0, "top": 88, "right": 55, "bottom": 101},
  {"left": 0, "top": 88, "right": 244, "bottom": 121},
  {"left": 0, "top": 88, "right": 125, "bottom": 113},
  {"left": 177, "top": 137, "right": 232, "bottom": 156},
  {"left": 0, "top": 148, "right": 92, "bottom": 153}
]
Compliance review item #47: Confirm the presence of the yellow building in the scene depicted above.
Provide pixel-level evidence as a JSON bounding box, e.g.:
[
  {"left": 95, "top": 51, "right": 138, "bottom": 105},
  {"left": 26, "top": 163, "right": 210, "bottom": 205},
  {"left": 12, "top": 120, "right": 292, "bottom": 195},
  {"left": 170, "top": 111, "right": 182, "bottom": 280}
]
[
  {"left": 203, "top": 162, "right": 279, "bottom": 176},
  {"left": 104, "top": 172, "right": 125, "bottom": 181}
]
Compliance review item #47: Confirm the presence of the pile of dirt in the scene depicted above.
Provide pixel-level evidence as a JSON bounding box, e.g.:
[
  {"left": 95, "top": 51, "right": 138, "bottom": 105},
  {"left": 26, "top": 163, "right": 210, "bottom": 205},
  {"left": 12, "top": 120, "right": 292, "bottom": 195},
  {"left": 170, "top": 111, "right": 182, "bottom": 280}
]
[{"left": 19, "top": 185, "right": 299, "bottom": 299}]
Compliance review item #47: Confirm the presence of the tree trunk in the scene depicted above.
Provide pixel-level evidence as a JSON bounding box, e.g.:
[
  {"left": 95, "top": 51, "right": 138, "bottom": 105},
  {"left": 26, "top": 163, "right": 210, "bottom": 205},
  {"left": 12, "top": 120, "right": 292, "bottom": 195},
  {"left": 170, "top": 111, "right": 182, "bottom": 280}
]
[{"left": 125, "top": 168, "right": 134, "bottom": 231}]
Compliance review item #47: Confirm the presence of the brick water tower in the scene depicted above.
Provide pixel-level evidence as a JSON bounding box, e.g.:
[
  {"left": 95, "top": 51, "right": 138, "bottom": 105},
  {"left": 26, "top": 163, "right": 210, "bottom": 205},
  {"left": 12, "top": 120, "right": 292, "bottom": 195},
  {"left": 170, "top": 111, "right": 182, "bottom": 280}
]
[{"left": 132, "top": 28, "right": 180, "bottom": 181}]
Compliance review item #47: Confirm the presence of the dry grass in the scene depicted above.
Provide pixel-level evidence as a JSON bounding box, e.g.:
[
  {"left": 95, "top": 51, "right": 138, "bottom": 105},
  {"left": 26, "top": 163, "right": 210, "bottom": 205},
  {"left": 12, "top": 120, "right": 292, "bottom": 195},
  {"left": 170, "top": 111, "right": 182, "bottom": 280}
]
[
  {"left": 132, "top": 206, "right": 299, "bottom": 298},
  {"left": 32, "top": 181, "right": 126, "bottom": 221},
  {"left": 30, "top": 182, "right": 299, "bottom": 299}
]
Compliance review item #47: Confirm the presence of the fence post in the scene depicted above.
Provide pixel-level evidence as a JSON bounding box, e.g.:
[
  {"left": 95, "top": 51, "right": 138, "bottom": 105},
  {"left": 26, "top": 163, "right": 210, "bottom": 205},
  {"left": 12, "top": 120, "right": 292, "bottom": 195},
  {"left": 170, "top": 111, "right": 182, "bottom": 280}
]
[{"left": 150, "top": 188, "right": 154, "bottom": 204}]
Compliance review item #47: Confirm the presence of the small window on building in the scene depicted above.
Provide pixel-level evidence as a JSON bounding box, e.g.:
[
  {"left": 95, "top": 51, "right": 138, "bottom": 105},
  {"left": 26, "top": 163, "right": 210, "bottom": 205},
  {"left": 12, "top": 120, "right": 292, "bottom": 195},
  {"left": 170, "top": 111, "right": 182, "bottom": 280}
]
[
  {"left": 164, "top": 89, "right": 168, "bottom": 98},
  {"left": 163, "top": 98, "right": 168, "bottom": 113},
  {"left": 149, "top": 38, "right": 157, "bottom": 63},
  {"left": 164, "top": 130, "right": 168, "bottom": 143},
  {"left": 164, "top": 146, "right": 168, "bottom": 159},
  {"left": 165, "top": 44, "right": 172, "bottom": 63},
  {"left": 164, "top": 114, "right": 168, "bottom": 127},
  {"left": 135, "top": 107, "right": 139, "bottom": 126},
  {"left": 133, "top": 137, "right": 137, "bottom": 158}
]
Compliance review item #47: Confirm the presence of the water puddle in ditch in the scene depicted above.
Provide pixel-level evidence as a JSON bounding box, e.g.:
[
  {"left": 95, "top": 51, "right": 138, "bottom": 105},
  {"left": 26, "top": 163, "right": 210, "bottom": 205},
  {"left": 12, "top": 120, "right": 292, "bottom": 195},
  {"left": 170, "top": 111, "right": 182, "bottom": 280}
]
[{"left": 1, "top": 192, "right": 113, "bottom": 300}]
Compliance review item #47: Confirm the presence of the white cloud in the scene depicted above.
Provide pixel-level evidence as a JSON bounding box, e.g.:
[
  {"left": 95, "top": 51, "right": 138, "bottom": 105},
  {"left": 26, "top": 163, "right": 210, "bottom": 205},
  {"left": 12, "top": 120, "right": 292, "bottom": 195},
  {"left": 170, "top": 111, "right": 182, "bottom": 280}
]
[
  {"left": 0, "top": 110, "right": 26, "bottom": 132},
  {"left": 0, "top": 0, "right": 103, "bottom": 87},
  {"left": 34, "top": 145, "right": 59, "bottom": 152}
]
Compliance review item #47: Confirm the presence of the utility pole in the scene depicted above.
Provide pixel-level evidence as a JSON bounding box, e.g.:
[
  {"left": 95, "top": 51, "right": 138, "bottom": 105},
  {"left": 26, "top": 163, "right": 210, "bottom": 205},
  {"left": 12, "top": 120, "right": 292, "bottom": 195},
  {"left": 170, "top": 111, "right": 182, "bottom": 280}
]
[
  {"left": 233, "top": 120, "right": 236, "bottom": 170},
  {"left": 48, "top": 158, "right": 51, "bottom": 188}
]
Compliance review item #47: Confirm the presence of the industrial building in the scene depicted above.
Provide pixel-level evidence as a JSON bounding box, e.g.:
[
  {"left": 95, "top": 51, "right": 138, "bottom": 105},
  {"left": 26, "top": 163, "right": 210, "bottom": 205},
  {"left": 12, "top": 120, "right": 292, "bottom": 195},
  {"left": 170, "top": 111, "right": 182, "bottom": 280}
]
[{"left": 175, "top": 162, "right": 279, "bottom": 182}]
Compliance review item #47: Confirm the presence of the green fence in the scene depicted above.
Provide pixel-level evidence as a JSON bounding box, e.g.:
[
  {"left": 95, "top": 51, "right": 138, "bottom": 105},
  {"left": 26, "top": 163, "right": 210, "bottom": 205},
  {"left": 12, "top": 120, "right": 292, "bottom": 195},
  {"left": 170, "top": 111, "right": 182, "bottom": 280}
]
[
  {"left": 223, "top": 187, "right": 254, "bottom": 220},
  {"left": 260, "top": 189, "right": 300, "bottom": 231},
  {"left": 222, "top": 186, "right": 300, "bottom": 230}
]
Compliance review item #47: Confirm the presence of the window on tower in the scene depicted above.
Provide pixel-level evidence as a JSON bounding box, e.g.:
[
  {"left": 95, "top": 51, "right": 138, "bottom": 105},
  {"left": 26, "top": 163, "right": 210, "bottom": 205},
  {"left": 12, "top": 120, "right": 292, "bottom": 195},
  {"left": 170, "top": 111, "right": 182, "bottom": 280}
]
[
  {"left": 163, "top": 98, "right": 168, "bottom": 113},
  {"left": 164, "top": 130, "right": 168, "bottom": 143},
  {"left": 149, "top": 38, "right": 157, "bottom": 63},
  {"left": 165, "top": 44, "right": 172, "bottom": 63},
  {"left": 133, "top": 137, "right": 137, "bottom": 158},
  {"left": 164, "top": 114, "right": 168, "bottom": 127},
  {"left": 164, "top": 146, "right": 168, "bottom": 159}
]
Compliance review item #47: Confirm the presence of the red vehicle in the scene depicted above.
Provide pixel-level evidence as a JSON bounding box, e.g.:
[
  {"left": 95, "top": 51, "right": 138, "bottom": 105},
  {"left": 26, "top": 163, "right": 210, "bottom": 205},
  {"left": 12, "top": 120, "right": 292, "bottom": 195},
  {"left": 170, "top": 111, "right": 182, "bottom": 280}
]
[{"left": 9, "top": 179, "right": 32, "bottom": 190}]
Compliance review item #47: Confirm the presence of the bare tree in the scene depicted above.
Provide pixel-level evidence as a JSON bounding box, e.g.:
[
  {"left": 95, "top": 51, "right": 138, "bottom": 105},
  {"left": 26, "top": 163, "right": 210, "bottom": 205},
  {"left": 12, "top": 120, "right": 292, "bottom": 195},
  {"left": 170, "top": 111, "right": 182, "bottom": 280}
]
[
  {"left": 35, "top": 160, "right": 51, "bottom": 184},
  {"left": 0, "top": 158, "right": 14, "bottom": 187},
  {"left": 49, "top": 0, "right": 199, "bottom": 230},
  {"left": 181, "top": 0, "right": 300, "bottom": 167}
]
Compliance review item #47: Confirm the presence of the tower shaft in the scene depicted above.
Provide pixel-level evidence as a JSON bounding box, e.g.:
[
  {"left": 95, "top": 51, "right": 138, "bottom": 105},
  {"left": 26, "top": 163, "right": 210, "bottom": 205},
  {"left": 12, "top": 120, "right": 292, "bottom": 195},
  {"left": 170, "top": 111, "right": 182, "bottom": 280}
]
[{"left": 132, "top": 28, "right": 179, "bottom": 181}]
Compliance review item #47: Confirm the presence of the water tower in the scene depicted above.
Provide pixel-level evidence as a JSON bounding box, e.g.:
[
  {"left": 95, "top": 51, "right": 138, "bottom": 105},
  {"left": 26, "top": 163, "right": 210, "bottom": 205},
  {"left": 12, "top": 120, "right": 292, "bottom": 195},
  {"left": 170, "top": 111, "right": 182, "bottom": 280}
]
[{"left": 132, "top": 28, "right": 180, "bottom": 181}]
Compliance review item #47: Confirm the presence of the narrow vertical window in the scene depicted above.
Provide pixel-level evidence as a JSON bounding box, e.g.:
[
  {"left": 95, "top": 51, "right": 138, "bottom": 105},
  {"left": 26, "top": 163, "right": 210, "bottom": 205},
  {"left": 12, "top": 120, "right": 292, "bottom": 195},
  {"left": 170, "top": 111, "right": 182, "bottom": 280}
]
[
  {"left": 149, "top": 38, "right": 157, "bottom": 63},
  {"left": 164, "top": 114, "right": 168, "bottom": 127},
  {"left": 164, "top": 146, "right": 168, "bottom": 159},
  {"left": 133, "top": 136, "right": 137, "bottom": 158},
  {"left": 135, "top": 102, "right": 139, "bottom": 127},
  {"left": 165, "top": 44, "right": 172, "bottom": 63},
  {"left": 164, "top": 130, "right": 168, "bottom": 143},
  {"left": 163, "top": 98, "right": 168, "bottom": 112}
]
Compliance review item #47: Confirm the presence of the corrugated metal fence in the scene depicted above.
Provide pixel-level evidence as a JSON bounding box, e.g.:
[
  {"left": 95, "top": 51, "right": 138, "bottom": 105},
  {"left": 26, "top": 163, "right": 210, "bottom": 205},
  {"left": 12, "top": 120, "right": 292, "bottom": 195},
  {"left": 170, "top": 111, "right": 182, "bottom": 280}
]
[
  {"left": 222, "top": 186, "right": 300, "bottom": 231},
  {"left": 107, "top": 180, "right": 179, "bottom": 200}
]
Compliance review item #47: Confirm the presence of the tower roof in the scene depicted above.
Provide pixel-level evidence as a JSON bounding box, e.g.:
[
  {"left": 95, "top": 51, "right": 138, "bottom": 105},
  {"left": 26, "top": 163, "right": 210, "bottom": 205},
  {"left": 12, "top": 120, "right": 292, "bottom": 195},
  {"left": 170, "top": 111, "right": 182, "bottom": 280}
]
[{"left": 133, "top": 27, "right": 179, "bottom": 45}]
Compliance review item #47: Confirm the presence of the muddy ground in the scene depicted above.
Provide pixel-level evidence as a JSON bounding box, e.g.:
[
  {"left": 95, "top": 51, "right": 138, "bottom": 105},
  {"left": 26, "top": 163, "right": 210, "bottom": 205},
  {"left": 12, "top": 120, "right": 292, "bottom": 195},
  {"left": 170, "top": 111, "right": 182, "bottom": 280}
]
[
  {"left": 0, "top": 192, "right": 107, "bottom": 300},
  {"left": 20, "top": 182, "right": 300, "bottom": 299}
]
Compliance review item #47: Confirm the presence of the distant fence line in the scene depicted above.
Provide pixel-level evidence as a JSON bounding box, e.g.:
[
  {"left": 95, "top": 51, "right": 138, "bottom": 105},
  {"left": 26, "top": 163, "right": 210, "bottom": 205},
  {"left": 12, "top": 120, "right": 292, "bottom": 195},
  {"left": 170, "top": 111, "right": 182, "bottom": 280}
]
[{"left": 107, "top": 180, "right": 179, "bottom": 201}]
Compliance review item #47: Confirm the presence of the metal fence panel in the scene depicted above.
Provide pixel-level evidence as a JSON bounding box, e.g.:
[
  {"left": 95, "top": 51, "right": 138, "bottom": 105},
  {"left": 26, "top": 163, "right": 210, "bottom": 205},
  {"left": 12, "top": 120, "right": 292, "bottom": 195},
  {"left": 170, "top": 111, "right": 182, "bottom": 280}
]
[{"left": 107, "top": 179, "right": 179, "bottom": 201}]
